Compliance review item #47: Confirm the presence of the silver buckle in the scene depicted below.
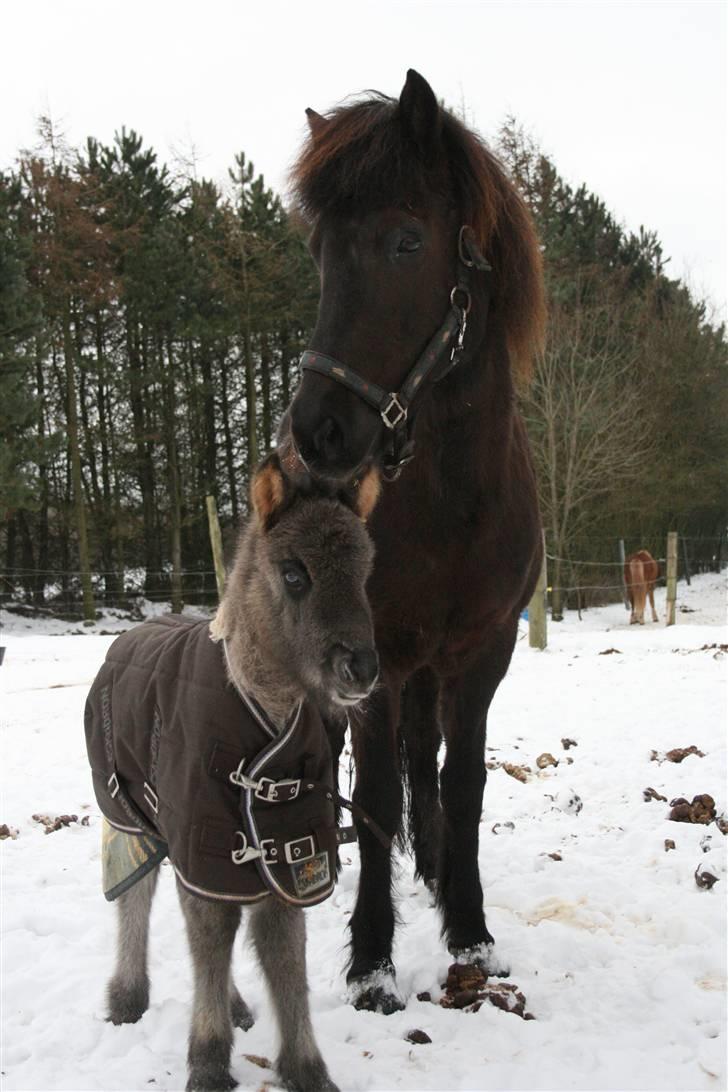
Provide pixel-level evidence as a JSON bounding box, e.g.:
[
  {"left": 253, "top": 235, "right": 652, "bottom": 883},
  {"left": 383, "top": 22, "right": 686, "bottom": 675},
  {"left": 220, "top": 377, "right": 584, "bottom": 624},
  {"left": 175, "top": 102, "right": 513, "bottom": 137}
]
[
  {"left": 380, "top": 394, "right": 407, "bottom": 430},
  {"left": 260, "top": 838, "right": 279, "bottom": 865},
  {"left": 107, "top": 771, "right": 120, "bottom": 798},
  {"left": 143, "top": 782, "right": 159, "bottom": 814},
  {"left": 284, "top": 835, "right": 316, "bottom": 864},
  {"left": 231, "top": 832, "right": 262, "bottom": 865},
  {"left": 254, "top": 777, "right": 300, "bottom": 803}
]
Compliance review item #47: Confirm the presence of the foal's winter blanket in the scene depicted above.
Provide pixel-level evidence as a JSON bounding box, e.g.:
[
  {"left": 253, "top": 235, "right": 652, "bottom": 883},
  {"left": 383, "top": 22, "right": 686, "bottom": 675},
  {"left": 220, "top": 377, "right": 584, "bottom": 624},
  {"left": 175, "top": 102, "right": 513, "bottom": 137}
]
[{"left": 85, "top": 615, "right": 344, "bottom": 907}]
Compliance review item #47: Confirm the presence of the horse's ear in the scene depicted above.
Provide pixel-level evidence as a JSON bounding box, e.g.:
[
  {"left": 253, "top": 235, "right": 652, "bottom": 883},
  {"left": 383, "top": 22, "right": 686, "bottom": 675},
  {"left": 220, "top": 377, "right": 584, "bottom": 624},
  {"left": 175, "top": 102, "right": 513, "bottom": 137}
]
[
  {"left": 305, "top": 107, "right": 329, "bottom": 139},
  {"left": 398, "top": 69, "right": 442, "bottom": 161},
  {"left": 251, "top": 452, "right": 286, "bottom": 531},
  {"left": 351, "top": 466, "right": 381, "bottom": 522}
]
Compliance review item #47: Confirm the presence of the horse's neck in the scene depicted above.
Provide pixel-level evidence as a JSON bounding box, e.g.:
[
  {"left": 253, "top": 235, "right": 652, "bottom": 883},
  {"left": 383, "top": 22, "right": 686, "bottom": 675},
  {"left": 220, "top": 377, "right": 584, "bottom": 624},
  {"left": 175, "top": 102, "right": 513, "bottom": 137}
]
[{"left": 420, "top": 324, "right": 516, "bottom": 488}]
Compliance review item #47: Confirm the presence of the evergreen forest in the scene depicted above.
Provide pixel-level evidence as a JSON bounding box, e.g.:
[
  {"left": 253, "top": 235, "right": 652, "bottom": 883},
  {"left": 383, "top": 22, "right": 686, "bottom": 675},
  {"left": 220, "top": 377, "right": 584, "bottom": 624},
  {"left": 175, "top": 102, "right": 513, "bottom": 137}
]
[{"left": 1, "top": 118, "right": 726, "bottom": 620}]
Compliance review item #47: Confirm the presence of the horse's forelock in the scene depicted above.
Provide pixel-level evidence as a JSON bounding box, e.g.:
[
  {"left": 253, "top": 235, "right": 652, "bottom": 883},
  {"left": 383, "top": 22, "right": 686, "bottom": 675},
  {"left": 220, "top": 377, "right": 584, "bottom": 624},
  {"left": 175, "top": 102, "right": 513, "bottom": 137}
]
[{"left": 289, "top": 90, "right": 546, "bottom": 385}]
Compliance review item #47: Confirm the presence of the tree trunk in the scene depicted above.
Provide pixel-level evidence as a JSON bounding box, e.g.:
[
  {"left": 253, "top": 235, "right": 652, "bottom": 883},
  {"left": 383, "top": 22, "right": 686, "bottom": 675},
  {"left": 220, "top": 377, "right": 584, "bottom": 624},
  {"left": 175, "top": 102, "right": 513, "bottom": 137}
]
[
  {"left": 219, "top": 347, "right": 239, "bottom": 525},
  {"left": 164, "top": 338, "right": 183, "bottom": 614},
  {"left": 260, "top": 331, "right": 272, "bottom": 454},
  {"left": 35, "top": 340, "right": 49, "bottom": 606},
  {"left": 127, "top": 313, "right": 161, "bottom": 598},
  {"left": 62, "top": 302, "right": 95, "bottom": 622}
]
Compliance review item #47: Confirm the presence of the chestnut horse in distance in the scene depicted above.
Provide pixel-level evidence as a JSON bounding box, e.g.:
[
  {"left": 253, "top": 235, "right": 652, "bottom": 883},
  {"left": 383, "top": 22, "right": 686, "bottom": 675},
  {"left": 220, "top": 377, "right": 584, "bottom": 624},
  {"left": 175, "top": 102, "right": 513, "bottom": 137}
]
[
  {"left": 282, "top": 69, "right": 545, "bottom": 1014},
  {"left": 625, "top": 549, "right": 660, "bottom": 624}
]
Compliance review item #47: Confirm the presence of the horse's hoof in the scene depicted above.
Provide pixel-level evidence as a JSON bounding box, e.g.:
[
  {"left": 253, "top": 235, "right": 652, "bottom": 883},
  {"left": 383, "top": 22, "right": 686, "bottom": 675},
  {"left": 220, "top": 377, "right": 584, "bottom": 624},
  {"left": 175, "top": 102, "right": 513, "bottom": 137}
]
[
  {"left": 348, "top": 969, "right": 405, "bottom": 1014},
  {"left": 450, "top": 943, "right": 511, "bottom": 978}
]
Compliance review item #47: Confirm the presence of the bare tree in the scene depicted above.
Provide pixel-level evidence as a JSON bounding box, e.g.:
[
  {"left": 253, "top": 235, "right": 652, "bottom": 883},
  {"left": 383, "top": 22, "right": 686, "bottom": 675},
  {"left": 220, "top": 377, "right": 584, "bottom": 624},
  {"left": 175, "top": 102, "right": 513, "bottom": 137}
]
[{"left": 523, "top": 288, "right": 653, "bottom": 618}]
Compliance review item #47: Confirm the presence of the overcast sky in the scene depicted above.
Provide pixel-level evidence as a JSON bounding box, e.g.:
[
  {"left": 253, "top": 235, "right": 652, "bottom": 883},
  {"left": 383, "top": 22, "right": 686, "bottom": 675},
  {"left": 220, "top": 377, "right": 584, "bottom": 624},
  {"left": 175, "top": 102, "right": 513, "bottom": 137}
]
[{"left": 3, "top": 0, "right": 726, "bottom": 318}]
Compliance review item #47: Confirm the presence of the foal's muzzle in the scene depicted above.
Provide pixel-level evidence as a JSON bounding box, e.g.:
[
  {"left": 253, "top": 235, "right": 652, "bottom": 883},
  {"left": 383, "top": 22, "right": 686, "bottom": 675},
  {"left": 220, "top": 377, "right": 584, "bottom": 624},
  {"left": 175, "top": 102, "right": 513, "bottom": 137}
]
[{"left": 329, "top": 644, "right": 379, "bottom": 704}]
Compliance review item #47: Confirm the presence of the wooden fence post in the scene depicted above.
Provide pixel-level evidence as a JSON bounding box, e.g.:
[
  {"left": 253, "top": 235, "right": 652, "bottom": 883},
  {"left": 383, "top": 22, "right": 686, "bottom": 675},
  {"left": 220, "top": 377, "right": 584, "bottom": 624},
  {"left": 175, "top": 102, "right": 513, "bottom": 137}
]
[
  {"left": 206, "top": 495, "right": 226, "bottom": 603},
  {"left": 529, "top": 535, "right": 548, "bottom": 650},
  {"left": 665, "top": 531, "right": 678, "bottom": 627}
]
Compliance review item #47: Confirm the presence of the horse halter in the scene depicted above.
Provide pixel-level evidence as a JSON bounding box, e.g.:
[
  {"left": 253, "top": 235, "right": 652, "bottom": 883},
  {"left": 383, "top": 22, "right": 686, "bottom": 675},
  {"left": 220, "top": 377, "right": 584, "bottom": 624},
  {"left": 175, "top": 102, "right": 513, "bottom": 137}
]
[{"left": 300, "top": 225, "right": 493, "bottom": 481}]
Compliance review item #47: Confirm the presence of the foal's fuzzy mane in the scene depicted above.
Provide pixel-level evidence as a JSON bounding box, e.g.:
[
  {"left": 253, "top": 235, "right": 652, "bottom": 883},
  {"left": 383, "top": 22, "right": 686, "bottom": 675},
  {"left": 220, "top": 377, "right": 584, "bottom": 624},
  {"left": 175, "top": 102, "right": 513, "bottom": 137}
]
[{"left": 289, "top": 92, "right": 545, "bottom": 382}]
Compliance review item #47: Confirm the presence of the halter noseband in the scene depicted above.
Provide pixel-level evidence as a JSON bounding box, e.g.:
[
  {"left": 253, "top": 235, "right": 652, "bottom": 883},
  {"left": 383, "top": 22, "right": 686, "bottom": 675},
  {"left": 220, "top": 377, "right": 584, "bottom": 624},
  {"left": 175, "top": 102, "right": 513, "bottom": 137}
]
[{"left": 300, "top": 225, "right": 492, "bottom": 481}]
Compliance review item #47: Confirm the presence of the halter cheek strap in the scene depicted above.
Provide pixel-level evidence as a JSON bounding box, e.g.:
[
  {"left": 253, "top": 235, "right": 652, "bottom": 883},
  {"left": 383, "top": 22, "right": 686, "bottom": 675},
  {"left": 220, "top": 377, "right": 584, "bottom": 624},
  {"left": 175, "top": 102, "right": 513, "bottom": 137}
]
[{"left": 300, "top": 225, "right": 492, "bottom": 480}]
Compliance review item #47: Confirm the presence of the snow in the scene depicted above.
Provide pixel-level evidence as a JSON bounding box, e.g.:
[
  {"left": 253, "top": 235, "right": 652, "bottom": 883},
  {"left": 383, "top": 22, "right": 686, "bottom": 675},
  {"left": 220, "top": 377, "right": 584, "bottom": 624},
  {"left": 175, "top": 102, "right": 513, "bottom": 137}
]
[{"left": 1, "top": 573, "right": 726, "bottom": 1092}]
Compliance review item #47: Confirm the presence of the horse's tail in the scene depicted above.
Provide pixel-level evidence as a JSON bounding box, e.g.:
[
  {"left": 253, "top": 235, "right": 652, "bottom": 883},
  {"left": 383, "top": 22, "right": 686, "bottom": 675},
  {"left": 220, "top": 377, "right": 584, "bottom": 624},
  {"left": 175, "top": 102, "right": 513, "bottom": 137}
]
[{"left": 629, "top": 558, "right": 645, "bottom": 587}]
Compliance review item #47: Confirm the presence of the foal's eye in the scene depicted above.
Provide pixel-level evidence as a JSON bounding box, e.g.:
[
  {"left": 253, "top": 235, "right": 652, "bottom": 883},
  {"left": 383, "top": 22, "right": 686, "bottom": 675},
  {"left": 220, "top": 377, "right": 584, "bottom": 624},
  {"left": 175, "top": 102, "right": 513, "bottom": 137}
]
[
  {"left": 280, "top": 561, "right": 311, "bottom": 598},
  {"left": 397, "top": 232, "right": 422, "bottom": 255}
]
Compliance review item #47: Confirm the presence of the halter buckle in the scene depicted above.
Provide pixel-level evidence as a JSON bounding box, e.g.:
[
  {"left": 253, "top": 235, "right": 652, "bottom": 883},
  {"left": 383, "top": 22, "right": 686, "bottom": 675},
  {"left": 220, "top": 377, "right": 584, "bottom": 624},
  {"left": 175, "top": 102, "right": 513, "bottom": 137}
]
[{"left": 381, "top": 394, "right": 407, "bottom": 430}]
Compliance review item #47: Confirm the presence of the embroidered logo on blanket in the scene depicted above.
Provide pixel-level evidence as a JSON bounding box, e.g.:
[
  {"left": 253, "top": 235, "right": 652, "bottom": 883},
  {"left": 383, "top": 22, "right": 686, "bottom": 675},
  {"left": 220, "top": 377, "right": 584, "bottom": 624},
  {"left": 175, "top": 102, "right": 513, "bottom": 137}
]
[{"left": 291, "top": 851, "right": 331, "bottom": 897}]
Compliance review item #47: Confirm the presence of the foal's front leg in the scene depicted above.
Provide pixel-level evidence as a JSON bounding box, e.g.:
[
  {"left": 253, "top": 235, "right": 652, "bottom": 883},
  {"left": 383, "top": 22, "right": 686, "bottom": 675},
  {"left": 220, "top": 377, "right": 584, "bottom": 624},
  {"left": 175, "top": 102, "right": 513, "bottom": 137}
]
[
  {"left": 178, "top": 883, "right": 245, "bottom": 1092},
  {"left": 249, "top": 897, "right": 339, "bottom": 1092}
]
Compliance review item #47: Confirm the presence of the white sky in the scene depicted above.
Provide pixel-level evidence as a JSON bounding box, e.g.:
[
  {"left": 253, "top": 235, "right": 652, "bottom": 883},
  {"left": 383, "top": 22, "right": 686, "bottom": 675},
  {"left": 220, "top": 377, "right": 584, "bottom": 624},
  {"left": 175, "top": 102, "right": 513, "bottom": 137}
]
[{"left": 3, "top": 0, "right": 726, "bottom": 319}]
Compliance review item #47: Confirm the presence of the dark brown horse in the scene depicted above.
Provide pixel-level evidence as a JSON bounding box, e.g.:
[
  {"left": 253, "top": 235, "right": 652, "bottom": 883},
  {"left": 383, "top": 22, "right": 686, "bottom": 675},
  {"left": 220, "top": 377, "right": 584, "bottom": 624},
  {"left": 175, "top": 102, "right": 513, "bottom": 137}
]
[{"left": 281, "top": 69, "right": 545, "bottom": 1014}]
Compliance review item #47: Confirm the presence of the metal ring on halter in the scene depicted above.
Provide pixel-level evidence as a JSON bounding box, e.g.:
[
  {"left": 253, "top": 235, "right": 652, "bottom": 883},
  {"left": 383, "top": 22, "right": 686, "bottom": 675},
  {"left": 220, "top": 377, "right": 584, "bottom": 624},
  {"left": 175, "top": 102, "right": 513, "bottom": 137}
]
[{"left": 450, "top": 285, "right": 472, "bottom": 316}]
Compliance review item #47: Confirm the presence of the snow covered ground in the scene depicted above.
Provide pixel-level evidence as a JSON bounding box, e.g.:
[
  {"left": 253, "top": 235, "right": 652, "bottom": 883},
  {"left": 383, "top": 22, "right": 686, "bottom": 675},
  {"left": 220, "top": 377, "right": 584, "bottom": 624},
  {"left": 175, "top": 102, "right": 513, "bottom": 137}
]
[{"left": 2, "top": 573, "right": 726, "bottom": 1092}]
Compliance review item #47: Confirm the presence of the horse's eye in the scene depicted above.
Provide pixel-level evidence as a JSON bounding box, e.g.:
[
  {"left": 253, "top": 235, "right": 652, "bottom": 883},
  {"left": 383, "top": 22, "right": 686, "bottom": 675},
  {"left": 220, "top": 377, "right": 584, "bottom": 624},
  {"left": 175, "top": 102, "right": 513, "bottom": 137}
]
[
  {"left": 281, "top": 561, "right": 311, "bottom": 598},
  {"left": 397, "top": 233, "right": 422, "bottom": 255}
]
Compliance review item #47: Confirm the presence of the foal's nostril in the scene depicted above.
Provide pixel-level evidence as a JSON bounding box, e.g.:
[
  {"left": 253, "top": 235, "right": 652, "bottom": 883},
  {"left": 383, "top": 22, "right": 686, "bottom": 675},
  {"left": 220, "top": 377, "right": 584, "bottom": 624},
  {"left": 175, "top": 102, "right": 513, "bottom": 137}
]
[
  {"left": 332, "top": 646, "right": 379, "bottom": 693},
  {"left": 313, "top": 416, "right": 343, "bottom": 463},
  {"left": 348, "top": 648, "right": 379, "bottom": 691}
]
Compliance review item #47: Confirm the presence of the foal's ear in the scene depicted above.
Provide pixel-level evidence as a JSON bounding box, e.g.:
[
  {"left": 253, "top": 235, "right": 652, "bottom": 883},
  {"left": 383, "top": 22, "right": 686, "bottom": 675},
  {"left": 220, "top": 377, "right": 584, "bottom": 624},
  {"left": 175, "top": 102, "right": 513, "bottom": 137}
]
[
  {"left": 305, "top": 107, "right": 330, "bottom": 139},
  {"left": 350, "top": 466, "right": 381, "bottom": 522},
  {"left": 251, "top": 452, "right": 287, "bottom": 531},
  {"left": 398, "top": 69, "right": 442, "bottom": 162}
]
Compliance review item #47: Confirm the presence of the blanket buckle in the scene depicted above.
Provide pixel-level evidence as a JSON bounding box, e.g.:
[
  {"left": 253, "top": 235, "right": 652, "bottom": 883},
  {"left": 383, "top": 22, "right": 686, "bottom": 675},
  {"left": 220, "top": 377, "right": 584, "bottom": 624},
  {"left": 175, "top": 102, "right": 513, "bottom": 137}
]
[
  {"left": 284, "top": 835, "right": 316, "bottom": 864},
  {"left": 255, "top": 777, "right": 300, "bottom": 803}
]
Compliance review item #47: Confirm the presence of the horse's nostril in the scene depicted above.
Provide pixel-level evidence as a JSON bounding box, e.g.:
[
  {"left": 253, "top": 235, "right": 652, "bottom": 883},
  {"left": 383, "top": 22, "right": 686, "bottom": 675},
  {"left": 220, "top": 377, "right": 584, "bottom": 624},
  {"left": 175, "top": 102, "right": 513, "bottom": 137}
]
[{"left": 313, "top": 417, "right": 343, "bottom": 462}]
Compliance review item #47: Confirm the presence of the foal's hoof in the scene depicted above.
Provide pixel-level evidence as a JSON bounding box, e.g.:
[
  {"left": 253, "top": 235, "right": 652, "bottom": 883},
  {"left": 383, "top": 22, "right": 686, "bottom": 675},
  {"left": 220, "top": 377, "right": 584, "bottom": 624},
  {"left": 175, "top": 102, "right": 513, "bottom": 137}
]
[
  {"left": 348, "top": 969, "right": 405, "bottom": 1014},
  {"left": 230, "top": 988, "right": 254, "bottom": 1031},
  {"left": 278, "top": 1054, "right": 339, "bottom": 1092},
  {"left": 106, "top": 977, "right": 149, "bottom": 1024},
  {"left": 187, "top": 1037, "right": 237, "bottom": 1091},
  {"left": 186, "top": 1072, "right": 237, "bottom": 1092},
  {"left": 450, "top": 943, "right": 510, "bottom": 979}
]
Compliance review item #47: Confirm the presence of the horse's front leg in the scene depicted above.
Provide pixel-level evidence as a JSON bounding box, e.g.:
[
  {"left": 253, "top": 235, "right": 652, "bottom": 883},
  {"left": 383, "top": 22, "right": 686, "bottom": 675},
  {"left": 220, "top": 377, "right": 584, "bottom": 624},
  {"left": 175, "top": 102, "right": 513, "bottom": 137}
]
[
  {"left": 401, "top": 667, "right": 442, "bottom": 892},
  {"left": 347, "top": 682, "right": 405, "bottom": 1014},
  {"left": 438, "top": 631, "right": 517, "bottom": 975}
]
